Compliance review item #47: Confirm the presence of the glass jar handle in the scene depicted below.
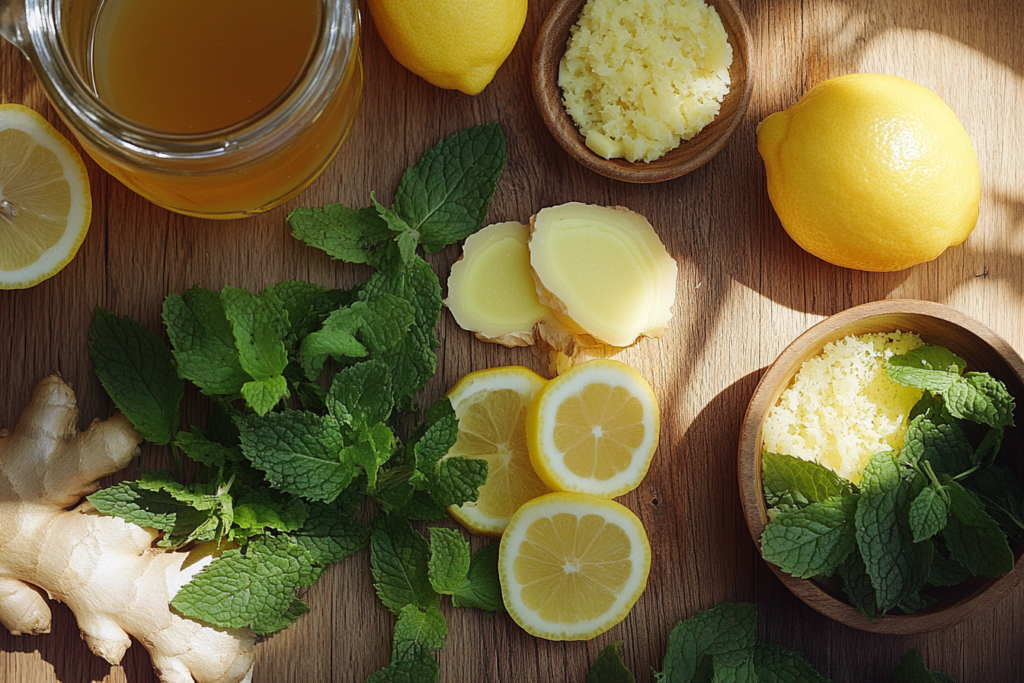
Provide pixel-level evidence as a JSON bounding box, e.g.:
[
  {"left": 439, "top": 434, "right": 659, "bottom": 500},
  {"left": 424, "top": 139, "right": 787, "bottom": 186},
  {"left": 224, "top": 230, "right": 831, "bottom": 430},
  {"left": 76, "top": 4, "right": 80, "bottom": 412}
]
[{"left": 0, "top": 0, "right": 27, "bottom": 52}]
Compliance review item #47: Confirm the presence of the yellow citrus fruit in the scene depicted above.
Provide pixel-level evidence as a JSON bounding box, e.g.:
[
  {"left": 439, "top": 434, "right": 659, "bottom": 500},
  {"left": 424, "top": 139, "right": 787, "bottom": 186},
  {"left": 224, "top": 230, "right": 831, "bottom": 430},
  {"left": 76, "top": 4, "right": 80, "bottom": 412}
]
[
  {"left": 757, "top": 74, "right": 980, "bottom": 272},
  {"left": 526, "top": 359, "right": 659, "bottom": 499},
  {"left": 0, "top": 104, "right": 91, "bottom": 289},
  {"left": 445, "top": 366, "right": 551, "bottom": 536},
  {"left": 367, "top": 0, "right": 527, "bottom": 95},
  {"left": 498, "top": 491, "right": 651, "bottom": 641}
]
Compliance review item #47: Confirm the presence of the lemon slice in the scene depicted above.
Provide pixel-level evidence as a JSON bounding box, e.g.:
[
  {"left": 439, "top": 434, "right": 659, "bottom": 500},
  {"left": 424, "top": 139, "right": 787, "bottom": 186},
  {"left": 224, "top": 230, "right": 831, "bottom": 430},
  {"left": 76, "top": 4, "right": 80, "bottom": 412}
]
[
  {"left": 526, "top": 359, "right": 659, "bottom": 498},
  {"left": 0, "top": 104, "right": 91, "bottom": 289},
  {"left": 446, "top": 366, "right": 551, "bottom": 536},
  {"left": 498, "top": 491, "right": 651, "bottom": 640}
]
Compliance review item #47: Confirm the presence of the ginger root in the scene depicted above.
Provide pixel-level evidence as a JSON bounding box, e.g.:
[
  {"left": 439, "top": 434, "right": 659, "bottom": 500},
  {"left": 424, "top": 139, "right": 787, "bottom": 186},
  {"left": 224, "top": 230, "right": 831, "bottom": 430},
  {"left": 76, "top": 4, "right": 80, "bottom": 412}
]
[{"left": 0, "top": 374, "right": 255, "bottom": 683}]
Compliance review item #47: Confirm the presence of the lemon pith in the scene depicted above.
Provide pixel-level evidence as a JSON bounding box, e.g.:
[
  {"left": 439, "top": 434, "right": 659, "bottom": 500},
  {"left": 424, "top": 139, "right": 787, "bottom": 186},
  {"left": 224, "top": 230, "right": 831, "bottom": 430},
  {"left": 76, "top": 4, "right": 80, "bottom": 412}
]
[
  {"left": 527, "top": 360, "right": 659, "bottom": 498},
  {"left": 0, "top": 105, "right": 91, "bottom": 289},
  {"left": 446, "top": 366, "right": 550, "bottom": 536},
  {"left": 498, "top": 492, "right": 651, "bottom": 641},
  {"left": 757, "top": 73, "right": 980, "bottom": 272}
]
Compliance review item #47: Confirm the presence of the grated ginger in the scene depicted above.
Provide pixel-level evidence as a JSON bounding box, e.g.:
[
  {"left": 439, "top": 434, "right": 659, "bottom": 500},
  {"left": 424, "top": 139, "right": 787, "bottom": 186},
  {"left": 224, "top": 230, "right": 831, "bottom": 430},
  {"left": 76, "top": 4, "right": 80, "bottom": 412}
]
[
  {"left": 762, "top": 332, "right": 925, "bottom": 485},
  {"left": 558, "top": 0, "right": 733, "bottom": 163}
]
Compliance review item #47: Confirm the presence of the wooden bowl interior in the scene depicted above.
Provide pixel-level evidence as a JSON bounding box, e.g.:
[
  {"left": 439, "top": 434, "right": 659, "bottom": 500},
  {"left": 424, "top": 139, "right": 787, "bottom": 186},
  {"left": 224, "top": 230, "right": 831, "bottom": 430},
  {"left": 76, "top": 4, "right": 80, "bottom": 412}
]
[
  {"left": 532, "top": 0, "right": 753, "bottom": 183},
  {"left": 737, "top": 300, "right": 1024, "bottom": 634}
]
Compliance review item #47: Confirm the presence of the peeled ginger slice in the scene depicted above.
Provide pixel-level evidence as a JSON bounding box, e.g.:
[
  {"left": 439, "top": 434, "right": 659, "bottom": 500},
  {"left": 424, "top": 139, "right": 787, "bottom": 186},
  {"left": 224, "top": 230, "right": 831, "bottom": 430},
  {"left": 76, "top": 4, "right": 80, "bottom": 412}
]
[
  {"left": 445, "top": 221, "right": 551, "bottom": 347},
  {"left": 529, "top": 204, "right": 677, "bottom": 348}
]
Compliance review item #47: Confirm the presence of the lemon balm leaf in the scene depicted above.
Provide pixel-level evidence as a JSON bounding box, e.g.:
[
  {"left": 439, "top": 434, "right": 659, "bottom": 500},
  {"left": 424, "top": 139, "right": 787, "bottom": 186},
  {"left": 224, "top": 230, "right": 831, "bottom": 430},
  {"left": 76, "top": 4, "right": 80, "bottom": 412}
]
[
  {"left": 89, "top": 307, "right": 183, "bottom": 445},
  {"left": 393, "top": 123, "right": 507, "bottom": 253},
  {"left": 426, "top": 528, "right": 470, "bottom": 595}
]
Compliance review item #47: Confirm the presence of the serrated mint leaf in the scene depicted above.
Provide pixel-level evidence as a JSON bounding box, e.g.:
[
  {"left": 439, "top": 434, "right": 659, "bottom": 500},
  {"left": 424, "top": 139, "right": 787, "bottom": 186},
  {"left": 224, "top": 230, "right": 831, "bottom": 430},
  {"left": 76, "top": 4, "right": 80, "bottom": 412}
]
[
  {"left": 373, "top": 605, "right": 447, "bottom": 683},
  {"left": 171, "top": 535, "right": 315, "bottom": 633},
  {"left": 300, "top": 306, "right": 368, "bottom": 358},
  {"left": 88, "top": 481, "right": 212, "bottom": 541},
  {"left": 837, "top": 551, "right": 877, "bottom": 620},
  {"left": 926, "top": 552, "right": 971, "bottom": 587},
  {"left": 430, "top": 456, "right": 488, "bottom": 508},
  {"left": 232, "top": 488, "right": 308, "bottom": 533},
  {"left": 710, "top": 648, "right": 756, "bottom": 683},
  {"left": 909, "top": 487, "right": 948, "bottom": 543},
  {"left": 162, "top": 286, "right": 250, "bottom": 396},
  {"left": 327, "top": 360, "right": 396, "bottom": 431},
  {"left": 414, "top": 399, "right": 459, "bottom": 473},
  {"left": 354, "top": 291, "right": 416, "bottom": 354},
  {"left": 393, "top": 123, "right": 507, "bottom": 253},
  {"left": 759, "top": 495, "right": 858, "bottom": 579},
  {"left": 237, "top": 411, "right": 356, "bottom": 503},
  {"left": 221, "top": 286, "right": 289, "bottom": 381},
  {"left": 241, "top": 374, "right": 289, "bottom": 416},
  {"left": 288, "top": 204, "right": 394, "bottom": 265},
  {"left": 588, "top": 641, "right": 637, "bottom": 683},
  {"left": 945, "top": 372, "right": 1015, "bottom": 428},
  {"left": 451, "top": 543, "right": 504, "bottom": 613},
  {"left": 973, "top": 428, "right": 1004, "bottom": 468},
  {"left": 251, "top": 598, "right": 310, "bottom": 636},
  {"left": 856, "top": 452, "right": 931, "bottom": 612},
  {"left": 427, "top": 527, "right": 471, "bottom": 595},
  {"left": 399, "top": 490, "right": 450, "bottom": 521},
  {"left": 88, "top": 307, "right": 182, "bottom": 445},
  {"left": 397, "top": 231, "right": 419, "bottom": 265},
  {"left": 963, "top": 466, "right": 1024, "bottom": 543},
  {"left": 175, "top": 428, "right": 243, "bottom": 468},
  {"left": 656, "top": 602, "right": 757, "bottom": 683},
  {"left": 762, "top": 452, "right": 849, "bottom": 508},
  {"left": 902, "top": 413, "right": 972, "bottom": 475},
  {"left": 291, "top": 479, "right": 370, "bottom": 565},
  {"left": 394, "top": 603, "right": 447, "bottom": 651},
  {"left": 886, "top": 346, "right": 966, "bottom": 391},
  {"left": 752, "top": 642, "right": 830, "bottom": 683},
  {"left": 897, "top": 591, "right": 936, "bottom": 615},
  {"left": 941, "top": 479, "right": 1014, "bottom": 577},
  {"left": 370, "top": 515, "right": 439, "bottom": 615},
  {"left": 890, "top": 648, "right": 943, "bottom": 683}
]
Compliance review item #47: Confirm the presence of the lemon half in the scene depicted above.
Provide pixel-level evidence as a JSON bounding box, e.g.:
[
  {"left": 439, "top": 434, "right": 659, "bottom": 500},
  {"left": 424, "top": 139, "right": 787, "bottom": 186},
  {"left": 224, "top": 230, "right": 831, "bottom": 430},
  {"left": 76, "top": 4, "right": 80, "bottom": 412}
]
[{"left": 0, "top": 104, "right": 91, "bottom": 289}]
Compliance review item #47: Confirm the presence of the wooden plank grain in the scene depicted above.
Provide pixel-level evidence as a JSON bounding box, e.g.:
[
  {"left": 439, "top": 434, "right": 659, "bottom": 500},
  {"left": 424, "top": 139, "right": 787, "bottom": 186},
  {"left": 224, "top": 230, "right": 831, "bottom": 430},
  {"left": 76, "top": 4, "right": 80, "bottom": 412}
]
[{"left": 2, "top": 0, "right": 1024, "bottom": 682}]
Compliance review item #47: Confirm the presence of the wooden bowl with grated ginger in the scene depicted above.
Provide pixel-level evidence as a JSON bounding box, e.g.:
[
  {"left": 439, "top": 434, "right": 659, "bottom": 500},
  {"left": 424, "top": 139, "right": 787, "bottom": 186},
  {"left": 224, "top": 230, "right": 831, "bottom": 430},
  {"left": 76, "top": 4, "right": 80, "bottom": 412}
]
[
  {"left": 532, "top": 0, "right": 753, "bottom": 183},
  {"left": 738, "top": 299, "right": 1024, "bottom": 634}
]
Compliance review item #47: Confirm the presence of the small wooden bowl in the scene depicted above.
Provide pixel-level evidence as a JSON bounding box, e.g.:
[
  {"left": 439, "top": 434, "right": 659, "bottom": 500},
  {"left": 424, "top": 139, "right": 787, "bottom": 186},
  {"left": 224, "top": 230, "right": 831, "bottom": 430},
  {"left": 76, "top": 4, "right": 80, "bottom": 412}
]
[
  {"left": 738, "top": 300, "right": 1024, "bottom": 634},
  {"left": 532, "top": 0, "right": 753, "bottom": 183}
]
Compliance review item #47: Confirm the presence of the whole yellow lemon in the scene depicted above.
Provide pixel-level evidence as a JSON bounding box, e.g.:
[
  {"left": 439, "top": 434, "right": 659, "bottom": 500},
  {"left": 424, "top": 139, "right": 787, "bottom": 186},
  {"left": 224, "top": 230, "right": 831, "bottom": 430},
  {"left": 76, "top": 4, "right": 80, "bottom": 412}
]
[
  {"left": 367, "top": 0, "right": 527, "bottom": 96},
  {"left": 757, "top": 74, "right": 980, "bottom": 272}
]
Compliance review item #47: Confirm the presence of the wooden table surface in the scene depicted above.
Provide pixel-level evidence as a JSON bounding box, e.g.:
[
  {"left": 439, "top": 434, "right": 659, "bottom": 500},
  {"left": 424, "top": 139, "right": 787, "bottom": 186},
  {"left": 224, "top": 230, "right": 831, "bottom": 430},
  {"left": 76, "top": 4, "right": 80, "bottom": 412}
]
[{"left": 3, "top": 0, "right": 1024, "bottom": 681}]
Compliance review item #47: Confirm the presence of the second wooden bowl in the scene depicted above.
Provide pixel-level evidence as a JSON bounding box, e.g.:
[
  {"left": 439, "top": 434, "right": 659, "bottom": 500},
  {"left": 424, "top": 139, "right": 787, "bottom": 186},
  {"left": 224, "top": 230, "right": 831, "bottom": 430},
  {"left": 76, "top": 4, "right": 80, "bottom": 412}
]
[
  {"left": 532, "top": 0, "right": 754, "bottom": 183},
  {"left": 737, "top": 299, "right": 1024, "bottom": 634}
]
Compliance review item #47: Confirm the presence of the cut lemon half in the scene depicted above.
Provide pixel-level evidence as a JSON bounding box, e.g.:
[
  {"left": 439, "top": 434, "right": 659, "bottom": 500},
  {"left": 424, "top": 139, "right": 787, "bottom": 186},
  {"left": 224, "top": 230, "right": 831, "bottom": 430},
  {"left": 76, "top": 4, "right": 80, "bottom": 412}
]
[
  {"left": 0, "top": 104, "right": 91, "bottom": 289},
  {"left": 526, "top": 359, "right": 659, "bottom": 498},
  {"left": 446, "top": 366, "right": 551, "bottom": 536},
  {"left": 498, "top": 492, "right": 651, "bottom": 640}
]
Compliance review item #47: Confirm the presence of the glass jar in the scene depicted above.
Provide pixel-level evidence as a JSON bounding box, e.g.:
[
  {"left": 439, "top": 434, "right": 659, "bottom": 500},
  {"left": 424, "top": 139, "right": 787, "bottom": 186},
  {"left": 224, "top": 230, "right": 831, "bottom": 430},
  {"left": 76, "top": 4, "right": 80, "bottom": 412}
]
[{"left": 0, "top": 0, "right": 363, "bottom": 219}]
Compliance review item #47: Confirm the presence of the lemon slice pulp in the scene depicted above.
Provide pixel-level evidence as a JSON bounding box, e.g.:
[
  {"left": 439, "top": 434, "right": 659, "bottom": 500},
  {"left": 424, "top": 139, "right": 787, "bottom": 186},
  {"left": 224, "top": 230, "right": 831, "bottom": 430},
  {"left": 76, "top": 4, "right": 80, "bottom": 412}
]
[
  {"left": 0, "top": 105, "right": 91, "bottom": 289},
  {"left": 527, "top": 359, "right": 659, "bottom": 498},
  {"left": 498, "top": 492, "right": 651, "bottom": 640},
  {"left": 446, "top": 366, "right": 551, "bottom": 536}
]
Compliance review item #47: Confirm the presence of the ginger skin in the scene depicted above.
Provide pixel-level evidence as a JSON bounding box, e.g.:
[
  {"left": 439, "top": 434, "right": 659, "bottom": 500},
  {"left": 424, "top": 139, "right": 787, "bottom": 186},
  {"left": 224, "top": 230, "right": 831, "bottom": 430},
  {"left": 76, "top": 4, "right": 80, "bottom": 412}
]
[{"left": 0, "top": 374, "right": 255, "bottom": 683}]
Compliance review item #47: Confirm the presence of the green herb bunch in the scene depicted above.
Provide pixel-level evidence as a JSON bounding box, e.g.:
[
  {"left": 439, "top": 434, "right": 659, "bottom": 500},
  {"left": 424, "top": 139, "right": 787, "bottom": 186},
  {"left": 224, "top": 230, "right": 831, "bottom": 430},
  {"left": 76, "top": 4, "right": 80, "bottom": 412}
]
[
  {"left": 759, "top": 345, "right": 1022, "bottom": 618},
  {"left": 86, "top": 124, "right": 509, "bottom": 680},
  {"left": 586, "top": 601, "right": 955, "bottom": 683}
]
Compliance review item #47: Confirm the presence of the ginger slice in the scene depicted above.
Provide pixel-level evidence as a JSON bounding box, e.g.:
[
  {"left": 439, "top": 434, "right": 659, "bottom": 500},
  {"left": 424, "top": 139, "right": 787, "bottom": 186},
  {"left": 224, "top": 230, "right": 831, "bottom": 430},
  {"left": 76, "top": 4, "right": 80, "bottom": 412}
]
[
  {"left": 446, "top": 221, "right": 551, "bottom": 347},
  {"left": 529, "top": 203, "right": 678, "bottom": 348}
]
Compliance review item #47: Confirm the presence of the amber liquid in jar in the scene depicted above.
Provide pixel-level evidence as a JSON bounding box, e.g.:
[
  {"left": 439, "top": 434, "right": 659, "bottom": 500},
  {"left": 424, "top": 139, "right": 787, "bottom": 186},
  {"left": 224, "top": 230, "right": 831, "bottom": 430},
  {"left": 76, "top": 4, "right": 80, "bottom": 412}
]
[{"left": 92, "top": 0, "right": 320, "bottom": 134}]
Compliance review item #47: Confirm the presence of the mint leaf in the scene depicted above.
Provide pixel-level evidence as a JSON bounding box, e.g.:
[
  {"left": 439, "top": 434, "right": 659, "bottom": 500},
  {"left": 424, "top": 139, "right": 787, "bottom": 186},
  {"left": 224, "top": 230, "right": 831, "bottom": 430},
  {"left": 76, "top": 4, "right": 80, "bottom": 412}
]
[
  {"left": 926, "top": 552, "right": 971, "bottom": 587},
  {"left": 762, "top": 452, "right": 848, "bottom": 508},
  {"left": 393, "top": 123, "right": 507, "bottom": 253},
  {"left": 291, "top": 479, "right": 370, "bottom": 565},
  {"left": 941, "top": 479, "right": 1014, "bottom": 577},
  {"left": 175, "top": 427, "right": 243, "bottom": 468},
  {"left": 855, "top": 452, "right": 931, "bottom": 612},
  {"left": 945, "top": 372, "right": 1015, "bottom": 428},
  {"left": 326, "top": 360, "right": 395, "bottom": 431},
  {"left": 709, "top": 648, "right": 756, "bottom": 683},
  {"left": 162, "top": 286, "right": 249, "bottom": 396},
  {"left": 393, "top": 603, "right": 447, "bottom": 651},
  {"left": 963, "top": 466, "right": 1024, "bottom": 543},
  {"left": 221, "top": 286, "right": 289, "bottom": 381},
  {"left": 897, "top": 591, "right": 936, "bottom": 614},
  {"left": 908, "top": 487, "right": 948, "bottom": 543},
  {"left": 890, "top": 648, "right": 949, "bottom": 683},
  {"left": 656, "top": 602, "right": 757, "bottom": 683},
  {"left": 902, "top": 413, "right": 972, "bottom": 475},
  {"left": 88, "top": 307, "right": 182, "bottom": 445},
  {"left": 427, "top": 528, "right": 471, "bottom": 595},
  {"left": 237, "top": 411, "right": 356, "bottom": 503},
  {"left": 88, "top": 482, "right": 213, "bottom": 539},
  {"left": 370, "top": 515, "right": 439, "bottom": 615},
  {"left": 759, "top": 495, "right": 858, "bottom": 579},
  {"left": 232, "top": 488, "right": 308, "bottom": 533},
  {"left": 288, "top": 204, "right": 394, "bottom": 265},
  {"left": 241, "top": 374, "right": 289, "bottom": 416},
  {"left": 837, "top": 552, "right": 877, "bottom": 620},
  {"left": 430, "top": 457, "right": 488, "bottom": 508},
  {"left": 752, "top": 642, "right": 830, "bottom": 683},
  {"left": 451, "top": 543, "right": 504, "bottom": 613},
  {"left": 374, "top": 604, "right": 446, "bottom": 683},
  {"left": 886, "top": 346, "right": 966, "bottom": 391},
  {"left": 588, "top": 641, "right": 637, "bottom": 683},
  {"left": 414, "top": 399, "right": 460, "bottom": 474},
  {"left": 972, "top": 428, "right": 1004, "bottom": 468}
]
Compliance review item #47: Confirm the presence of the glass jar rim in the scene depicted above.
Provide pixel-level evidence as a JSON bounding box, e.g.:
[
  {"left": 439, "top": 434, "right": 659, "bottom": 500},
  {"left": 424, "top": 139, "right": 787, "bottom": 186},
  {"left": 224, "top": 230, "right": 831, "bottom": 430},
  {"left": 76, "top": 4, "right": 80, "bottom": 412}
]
[{"left": 25, "top": 0, "right": 358, "bottom": 160}]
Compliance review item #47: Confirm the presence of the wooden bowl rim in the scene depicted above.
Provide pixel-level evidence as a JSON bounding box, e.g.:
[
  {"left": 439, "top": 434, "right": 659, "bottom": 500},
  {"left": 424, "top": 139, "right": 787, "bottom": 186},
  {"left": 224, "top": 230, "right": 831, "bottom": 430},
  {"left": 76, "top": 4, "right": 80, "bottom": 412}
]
[
  {"left": 737, "top": 299, "right": 1024, "bottom": 634},
  {"left": 531, "top": 0, "right": 754, "bottom": 184}
]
